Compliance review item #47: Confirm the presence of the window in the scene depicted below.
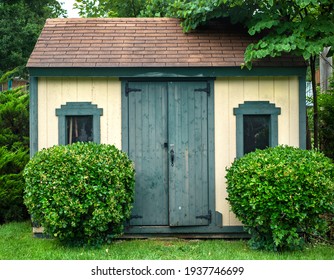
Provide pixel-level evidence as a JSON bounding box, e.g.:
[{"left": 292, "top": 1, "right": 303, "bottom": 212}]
[
  {"left": 243, "top": 115, "right": 270, "bottom": 154},
  {"left": 56, "top": 102, "right": 103, "bottom": 145},
  {"left": 234, "top": 101, "right": 281, "bottom": 158},
  {"left": 66, "top": 116, "right": 93, "bottom": 144}
]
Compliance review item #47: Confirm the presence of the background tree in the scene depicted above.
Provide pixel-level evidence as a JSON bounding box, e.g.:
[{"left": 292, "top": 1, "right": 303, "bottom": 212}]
[
  {"left": 140, "top": 0, "right": 172, "bottom": 17},
  {"left": 74, "top": 0, "right": 145, "bottom": 17},
  {"left": 0, "top": 0, "right": 66, "bottom": 77},
  {"left": 143, "top": 0, "right": 334, "bottom": 149},
  {"left": 0, "top": 1, "right": 65, "bottom": 221},
  {"left": 318, "top": 75, "right": 334, "bottom": 159}
]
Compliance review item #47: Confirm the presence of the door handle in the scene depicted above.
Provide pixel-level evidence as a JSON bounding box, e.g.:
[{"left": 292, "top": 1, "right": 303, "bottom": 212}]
[{"left": 170, "top": 144, "right": 175, "bottom": 167}]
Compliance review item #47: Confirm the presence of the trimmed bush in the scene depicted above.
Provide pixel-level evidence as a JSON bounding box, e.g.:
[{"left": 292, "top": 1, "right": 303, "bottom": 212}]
[
  {"left": 226, "top": 145, "right": 334, "bottom": 251},
  {"left": 23, "top": 142, "right": 135, "bottom": 245}
]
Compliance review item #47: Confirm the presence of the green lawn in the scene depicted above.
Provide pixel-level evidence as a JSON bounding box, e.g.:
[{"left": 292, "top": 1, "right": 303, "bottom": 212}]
[{"left": 0, "top": 221, "right": 333, "bottom": 260}]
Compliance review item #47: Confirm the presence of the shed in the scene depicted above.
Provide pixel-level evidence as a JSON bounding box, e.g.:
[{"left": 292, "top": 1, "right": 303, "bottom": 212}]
[{"left": 27, "top": 18, "right": 307, "bottom": 236}]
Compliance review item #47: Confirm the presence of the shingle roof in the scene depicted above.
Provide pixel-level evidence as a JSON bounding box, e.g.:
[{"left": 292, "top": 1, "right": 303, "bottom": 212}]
[{"left": 27, "top": 17, "right": 305, "bottom": 68}]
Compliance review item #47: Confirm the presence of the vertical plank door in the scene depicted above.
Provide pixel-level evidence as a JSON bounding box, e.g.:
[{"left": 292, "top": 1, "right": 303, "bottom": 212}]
[
  {"left": 168, "top": 81, "right": 210, "bottom": 226},
  {"left": 127, "top": 82, "right": 169, "bottom": 226}
]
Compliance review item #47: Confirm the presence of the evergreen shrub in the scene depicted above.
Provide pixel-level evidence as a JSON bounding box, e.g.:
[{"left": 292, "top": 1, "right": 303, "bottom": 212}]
[
  {"left": 0, "top": 146, "right": 29, "bottom": 223},
  {"left": 0, "top": 87, "right": 29, "bottom": 223},
  {"left": 226, "top": 145, "right": 334, "bottom": 251},
  {"left": 0, "top": 88, "right": 29, "bottom": 149},
  {"left": 24, "top": 142, "right": 135, "bottom": 245}
]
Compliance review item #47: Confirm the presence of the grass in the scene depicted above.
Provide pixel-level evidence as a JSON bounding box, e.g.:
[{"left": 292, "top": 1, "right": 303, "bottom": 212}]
[{"left": 0, "top": 221, "right": 333, "bottom": 260}]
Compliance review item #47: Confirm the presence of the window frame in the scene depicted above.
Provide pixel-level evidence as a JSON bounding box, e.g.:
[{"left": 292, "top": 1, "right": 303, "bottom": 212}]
[
  {"left": 56, "top": 102, "right": 103, "bottom": 145},
  {"left": 233, "top": 101, "right": 281, "bottom": 158}
]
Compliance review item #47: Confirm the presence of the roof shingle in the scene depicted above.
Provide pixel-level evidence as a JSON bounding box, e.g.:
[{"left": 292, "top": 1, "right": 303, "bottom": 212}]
[{"left": 27, "top": 17, "right": 305, "bottom": 68}]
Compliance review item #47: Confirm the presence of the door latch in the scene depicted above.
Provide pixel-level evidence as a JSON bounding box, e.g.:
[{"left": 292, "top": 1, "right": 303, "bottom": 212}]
[{"left": 170, "top": 144, "right": 175, "bottom": 167}]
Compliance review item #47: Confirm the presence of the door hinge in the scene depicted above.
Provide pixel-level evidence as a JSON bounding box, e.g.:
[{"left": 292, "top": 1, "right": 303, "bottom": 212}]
[
  {"left": 194, "top": 82, "right": 210, "bottom": 96},
  {"left": 196, "top": 210, "right": 212, "bottom": 223},
  {"left": 125, "top": 83, "right": 142, "bottom": 97},
  {"left": 130, "top": 215, "right": 143, "bottom": 220}
]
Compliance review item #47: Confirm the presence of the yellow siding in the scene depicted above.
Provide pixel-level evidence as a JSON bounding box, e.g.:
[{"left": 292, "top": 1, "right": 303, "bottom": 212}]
[
  {"left": 214, "top": 77, "right": 300, "bottom": 226},
  {"left": 38, "top": 77, "right": 122, "bottom": 150}
]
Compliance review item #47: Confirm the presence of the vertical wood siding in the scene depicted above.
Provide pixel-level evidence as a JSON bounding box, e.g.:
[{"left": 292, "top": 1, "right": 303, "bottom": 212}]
[
  {"left": 215, "top": 77, "right": 300, "bottom": 226},
  {"left": 38, "top": 77, "right": 122, "bottom": 150}
]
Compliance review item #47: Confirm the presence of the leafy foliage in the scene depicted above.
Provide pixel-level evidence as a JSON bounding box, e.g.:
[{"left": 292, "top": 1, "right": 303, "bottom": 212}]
[
  {"left": 241, "top": 1, "right": 334, "bottom": 68},
  {"left": 24, "top": 142, "right": 135, "bottom": 245},
  {"left": 74, "top": 0, "right": 145, "bottom": 17},
  {"left": 0, "top": 86, "right": 30, "bottom": 224},
  {"left": 226, "top": 146, "right": 334, "bottom": 251},
  {"left": 141, "top": 0, "right": 175, "bottom": 17}
]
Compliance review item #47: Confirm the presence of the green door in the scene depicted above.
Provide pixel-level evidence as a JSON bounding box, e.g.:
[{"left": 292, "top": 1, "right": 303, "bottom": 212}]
[
  {"left": 126, "top": 81, "right": 210, "bottom": 227},
  {"left": 168, "top": 82, "right": 209, "bottom": 226},
  {"left": 127, "top": 82, "right": 169, "bottom": 226}
]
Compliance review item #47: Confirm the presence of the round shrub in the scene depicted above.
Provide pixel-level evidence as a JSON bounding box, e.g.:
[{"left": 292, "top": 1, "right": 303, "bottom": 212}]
[
  {"left": 23, "top": 142, "right": 135, "bottom": 245},
  {"left": 226, "top": 145, "right": 334, "bottom": 251}
]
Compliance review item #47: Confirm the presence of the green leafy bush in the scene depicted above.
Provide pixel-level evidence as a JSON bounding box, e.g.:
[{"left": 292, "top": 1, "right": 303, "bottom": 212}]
[
  {"left": 24, "top": 142, "right": 135, "bottom": 245},
  {"left": 226, "top": 145, "right": 334, "bottom": 251}
]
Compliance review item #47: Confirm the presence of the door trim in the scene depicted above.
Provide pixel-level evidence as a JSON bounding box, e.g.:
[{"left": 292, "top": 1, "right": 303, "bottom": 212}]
[{"left": 122, "top": 79, "right": 216, "bottom": 233}]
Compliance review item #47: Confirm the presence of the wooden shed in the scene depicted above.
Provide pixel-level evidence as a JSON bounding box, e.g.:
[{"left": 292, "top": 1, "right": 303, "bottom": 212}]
[{"left": 27, "top": 18, "right": 307, "bottom": 236}]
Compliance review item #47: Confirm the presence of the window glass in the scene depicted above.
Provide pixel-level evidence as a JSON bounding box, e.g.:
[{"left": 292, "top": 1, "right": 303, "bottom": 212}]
[
  {"left": 243, "top": 115, "right": 270, "bottom": 154},
  {"left": 66, "top": 116, "right": 93, "bottom": 144}
]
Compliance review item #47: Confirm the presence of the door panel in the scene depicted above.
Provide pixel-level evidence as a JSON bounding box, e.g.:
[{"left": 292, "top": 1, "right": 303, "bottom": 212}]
[
  {"left": 128, "top": 82, "right": 169, "bottom": 226},
  {"left": 168, "top": 82, "right": 209, "bottom": 226}
]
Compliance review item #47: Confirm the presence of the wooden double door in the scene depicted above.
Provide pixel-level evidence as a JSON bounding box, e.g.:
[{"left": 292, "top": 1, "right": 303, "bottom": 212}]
[{"left": 124, "top": 81, "right": 212, "bottom": 227}]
